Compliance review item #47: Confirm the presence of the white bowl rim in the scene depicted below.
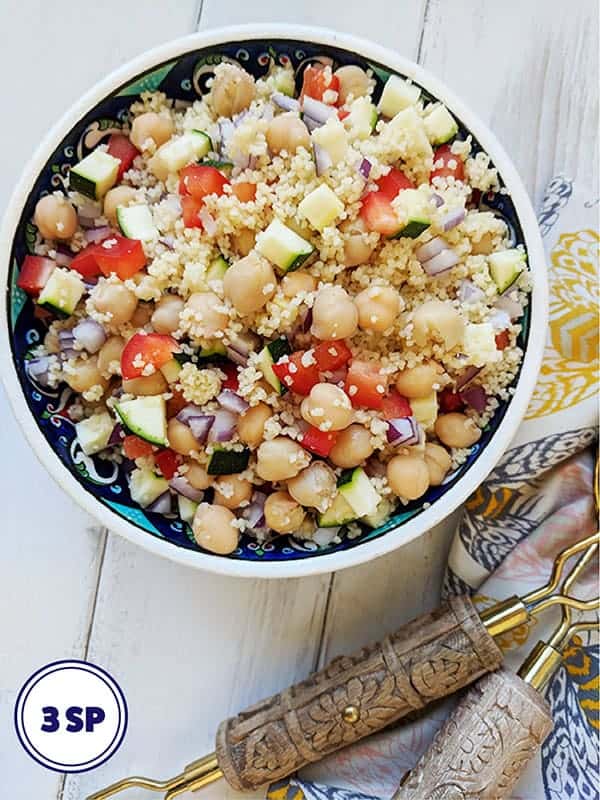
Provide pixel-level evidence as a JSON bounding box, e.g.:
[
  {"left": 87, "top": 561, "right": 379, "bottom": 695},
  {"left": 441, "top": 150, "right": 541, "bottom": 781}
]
[{"left": 0, "top": 23, "right": 548, "bottom": 579}]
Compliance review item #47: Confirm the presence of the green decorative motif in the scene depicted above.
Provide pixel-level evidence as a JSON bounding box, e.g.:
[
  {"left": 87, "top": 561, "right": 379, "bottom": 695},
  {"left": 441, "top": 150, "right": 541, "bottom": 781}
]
[
  {"left": 10, "top": 260, "right": 26, "bottom": 330},
  {"left": 117, "top": 61, "right": 176, "bottom": 96},
  {"left": 105, "top": 500, "right": 164, "bottom": 537},
  {"left": 367, "top": 62, "right": 391, "bottom": 84},
  {"left": 25, "top": 222, "right": 37, "bottom": 254}
]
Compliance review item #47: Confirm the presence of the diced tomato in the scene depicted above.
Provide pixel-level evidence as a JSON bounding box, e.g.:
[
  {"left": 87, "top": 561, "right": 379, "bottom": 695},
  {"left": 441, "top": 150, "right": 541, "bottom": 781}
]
[
  {"left": 94, "top": 234, "right": 146, "bottom": 280},
  {"left": 17, "top": 255, "right": 55, "bottom": 295},
  {"left": 155, "top": 448, "right": 181, "bottom": 480},
  {"left": 272, "top": 351, "right": 320, "bottom": 396},
  {"left": 121, "top": 332, "right": 179, "bottom": 380},
  {"left": 166, "top": 388, "right": 188, "bottom": 419},
  {"left": 232, "top": 182, "right": 257, "bottom": 202},
  {"left": 338, "top": 108, "right": 350, "bottom": 121},
  {"left": 314, "top": 340, "right": 352, "bottom": 372},
  {"left": 439, "top": 388, "right": 464, "bottom": 413},
  {"left": 377, "top": 167, "right": 414, "bottom": 201},
  {"left": 381, "top": 390, "right": 412, "bottom": 420},
  {"left": 107, "top": 134, "right": 139, "bottom": 181},
  {"left": 430, "top": 144, "right": 465, "bottom": 183},
  {"left": 123, "top": 435, "right": 154, "bottom": 459},
  {"left": 300, "top": 65, "right": 340, "bottom": 103},
  {"left": 301, "top": 425, "right": 338, "bottom": 457},
  {"left": 179, "top": 165, "right": 229, "bottom": 201},
  {"left": 495, "top": 330, "right": 510, "bottom": 350},
  {"left": 69, "top": 243, "right": 104, "bottom": 279},
  {"left": 220, "top": 362, "right": 239, "bottom": 391},
  {"left": 181, "top": 195, "right": 204, "bottom": 229},
  {"left": 345, "top": 361, "right": 388, "bottom": 410},
  {"left": 33, "top": 304, "right": 54, "bottom": 323},
  {"left": 360, "top": 192, "right": 400, "bottom": 237}
]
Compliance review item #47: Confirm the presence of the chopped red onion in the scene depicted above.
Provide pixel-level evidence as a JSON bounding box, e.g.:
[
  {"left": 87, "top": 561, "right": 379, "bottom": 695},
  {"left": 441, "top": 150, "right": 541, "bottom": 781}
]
[
  {"left": 488, "top": 308, "right": 512, "bottom": 331},
  {"left": 302, "top": 96, "right": 337, "bottom": 124},
  {"left": 325, "top": 368, "right": 347, "bottom": 385},
  {"left": 159, "top": 235, "right": 175, "bottom": 250},
  {"left": 207, "top": 409, "right": 237, "bottom": 442},
  {"left": 387, "top": 416, "right": 420, "bottom": 446},
  {"left": 272, "top": 92, "right": 300, "bottom": 113},
  {"left": 54, "top": 249, "right": 73, "bottom": 267},
  {"left": 26, "top": 356, "right": 52, "bottom": 387},
  {"left": 358, "top": 158, "right": 372, "bottom": 180},
  {"left": 460, "top": 384, "right": 488, "bottom": 413},
  {"left": 302, "top": 308, "right": 313, "bottom": 333},
  {"left": 442, "top": 208, "right": 466, "bottom": 231},
  {"left": 169, "top": 475, "right": 204, "bottom": 503},
  {"left": 78, "top": 215, "right": 98, "bottom": 229},
  {"left": 415, "top": 236, "right": 446, "bottom": 263},
  {"left": 241, "top": 490, "right": 267, "bottom": 530},
  {"left": 456, "top": 365, "right": 483, "bottom": 391},
  {"left": 303, "top": 115, "right": 322, "bottom": 133},
  {"left": 313, "top": 143, "right": 332, "bottom": 176},
  {"left": 494, "top": 294, "right": 523, "bottom": 321},
  {"left": 84, "top": 226, "right": 111, "bottom": 244},
  {"left": 217, "top": 389, "right": 249, "bottom": 414},
  {"left": 228, "top": 331, "right": 261, "bottom": 357},
  {"left": 61, "top": 348, "right": 79, "bottom": 360},
  {"left": 108, "top": 423, "right": 125, "bottom": 446},
  {"left": 147, "top": 491, "right": 172, "bottom": 514},
  {"left": 176, "top": 404, "right": 205, "bottom": 425},
  {"left": 187, "top": 415, "right": 215, "bottom": 443},
  {"left": 226, "top": 347, "right": 248, "bottom": 367},
  {"left": 198, "top": 207, "right": 217, "bottom": 236},
  {"left": 73, "top": 318, "right": 106, "bottom": 353},
  {"left": 422, "top": 248, "right": 459, "bottom": 276},
  {"left": 58, "top": 329, "right": 75, "bottom": 346},
  {"left": 459, "top": 279, "right": 485, "bottom": 305},
  {"left": 430, "top": 193, "right": 445, "bottom": 208},
  {"left": 218, "top": 119, "right": 235, "bottom": 152}
]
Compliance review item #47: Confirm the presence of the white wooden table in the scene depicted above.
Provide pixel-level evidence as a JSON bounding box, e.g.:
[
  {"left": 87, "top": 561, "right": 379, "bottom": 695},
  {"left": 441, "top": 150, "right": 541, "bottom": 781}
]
[{"left": 1, "top": 2, "right": 596, "bottom": 799}]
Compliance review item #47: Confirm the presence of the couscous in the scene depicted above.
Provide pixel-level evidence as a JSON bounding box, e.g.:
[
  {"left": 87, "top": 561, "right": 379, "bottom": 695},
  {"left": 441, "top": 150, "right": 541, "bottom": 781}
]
[{"left": 20, "top": 59, "right": 530, "bottom": 555}]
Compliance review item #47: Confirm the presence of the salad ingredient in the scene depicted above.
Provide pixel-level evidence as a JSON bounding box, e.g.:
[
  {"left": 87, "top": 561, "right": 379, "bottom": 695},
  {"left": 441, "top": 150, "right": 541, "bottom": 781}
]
[
  {"left": 264, "top": 491, "right": 306, "bottom": 534},
  {"left": 192, "top": 503, "right": 239, "bottom": 555},
  {"left": 434, "top": 412, "right": 482, "bottom": 448},
  {"left": 387, "top": 453, "right": 430, "bottom": 500},
  {"left": 34, "top": 194, "right": 78, "bottom": 240},
  {"left": 328, "top": 424, "right": 374, "bottom": 469}
]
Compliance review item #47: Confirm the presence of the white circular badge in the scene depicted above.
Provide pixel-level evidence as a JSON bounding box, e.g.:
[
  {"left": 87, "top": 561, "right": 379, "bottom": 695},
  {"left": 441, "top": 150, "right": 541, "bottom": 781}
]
[{"left": 14, "top": 660, "right": 128, "bottom": 772}]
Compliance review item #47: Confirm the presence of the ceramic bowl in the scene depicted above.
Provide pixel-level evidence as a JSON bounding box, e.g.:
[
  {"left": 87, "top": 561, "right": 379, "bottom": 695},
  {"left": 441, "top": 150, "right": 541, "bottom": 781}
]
[{"left": 0, "top": 25, "right": 548, "bottom": 578}]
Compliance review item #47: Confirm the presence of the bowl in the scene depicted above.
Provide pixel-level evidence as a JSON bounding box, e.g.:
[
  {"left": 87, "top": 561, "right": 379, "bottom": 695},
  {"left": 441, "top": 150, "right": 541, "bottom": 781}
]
[{"left": 0, "top": 25, "right": 548, "bottom": 578}]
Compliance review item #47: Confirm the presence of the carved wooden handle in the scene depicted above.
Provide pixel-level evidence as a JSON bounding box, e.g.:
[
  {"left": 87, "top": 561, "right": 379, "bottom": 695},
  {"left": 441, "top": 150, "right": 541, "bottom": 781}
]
[
  {"left": 216, "top": 595, "right": 502, "bottom": 791},
  {"left": 393, "top": 669, "right": 553, "bottom": 800}
]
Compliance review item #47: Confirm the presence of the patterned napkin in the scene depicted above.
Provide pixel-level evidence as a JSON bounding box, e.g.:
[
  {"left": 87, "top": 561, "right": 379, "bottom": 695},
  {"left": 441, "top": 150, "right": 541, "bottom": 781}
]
[{"left": 267, "top": 177, "right": 600, "bottom": 800}]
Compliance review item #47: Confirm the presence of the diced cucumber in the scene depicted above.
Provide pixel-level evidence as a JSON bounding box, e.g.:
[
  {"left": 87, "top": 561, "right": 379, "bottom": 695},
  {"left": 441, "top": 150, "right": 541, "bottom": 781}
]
[
  {"left": 201, "top": 158, "right": 234, "bottom": 176},
  {"left": 488, "top": 249, "right": 526, "bottom": 293},
  {"left": 378, "top": 75, "right": 421, "bottom": 117},
  {"left": 115, "top": 395, "right": 167, "bottom": 446},
  {"left": 160, "top": 358, "right": 182, "bottom": 384},
  {"left": 311, "top": 118, "right": 348, "bottom": 165},
  {"left": 363, "top": 496, "right": 395, "bottom": 529},
  {"left": 178, "top": 495, "right": 199, "bottom": 524},
  {"left": 337, "top": 467, "right": 381, "bottom": 518},
  {"left": 117, "top": 204, "right": 157, "bottom": 240},
  {"left": 318, "top": 493, "right": 357, "bottom": 527},
  {"left": 256, "top": 337, "right": 291, "bottom": 394},
  {"left": 410, "top": 392, "right": 438, "bottom": 431},
  {"left": 423, "top": 104, "right": 459, "bottom": 145},
  {"left": 199, "top": 342, "right": 228, "bottom": 359},
  {"left": 149, "top": 130, "right": 212, "bottom": 181},
  {"left": 346, "top": 97, "right": 378, "bottom": 139},
  {"left": 129, "top": 467, "right": 169, "bottom": 508},
  {"left": 75, "top": 412, "right": 115, "bottom": 456},
  {"left": 255, "top": 219, "right": 314, "bottom": 273},
  {"left": 298, "top": 184, "right": 344, "bottom": 231},
  {"left": 69, "top": 149, "right": 120, "bottom": 200},
  {"left": 38, "top": 267, "right": 85, "bottom": 316},
  {"left": 207, "top": 448, "right": 251, "bottom": 475},
  {"left": 206, "top": 255, "right": 229, "bottom": 283},
  {"left": 392, "top": 189, "right": 431, "bottom": 239}
]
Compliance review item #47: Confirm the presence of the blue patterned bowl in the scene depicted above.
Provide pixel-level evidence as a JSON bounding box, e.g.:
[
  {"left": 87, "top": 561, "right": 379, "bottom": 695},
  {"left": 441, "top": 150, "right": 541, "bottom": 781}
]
[{"left": 0, "top": 26, "right": 548, "bottom": 577}]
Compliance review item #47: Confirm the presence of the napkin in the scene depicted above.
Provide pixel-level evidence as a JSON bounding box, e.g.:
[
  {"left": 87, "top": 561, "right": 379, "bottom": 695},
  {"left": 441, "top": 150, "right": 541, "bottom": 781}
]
[{"left": 267, "top": 176, "right": 600, "bottom": 800}]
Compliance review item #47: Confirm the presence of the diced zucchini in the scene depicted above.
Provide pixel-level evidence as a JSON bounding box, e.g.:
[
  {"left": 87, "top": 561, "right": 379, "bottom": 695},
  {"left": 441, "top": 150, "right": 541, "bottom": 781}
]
[
  {"left": 149, "top": 131, "right": 212, "bottom": 181},
  {"left": 178, "top": 495, "right": 198, "bottom": 524},
  {"left": 207, "top": 448, "right": 251, "bottom": 475},
  {"left": 206, "top": 255, "right": 229, "bottom": 283},
  {"left": 393, "top": 189, "right": 431, "bottom": 239},
  {"left": 115, "top": 395, "right": 167, "bottom": 446},
  {"left": 363, "top": 496, "right": 395, "bottom": 529},
  {"left": 318, "top": 493, "right": 357, "bottom": 527},
  {"left": 346, "top": 97, "right": 378, "bottom": 139},
  {"left": 378, "top": 75, "right": 421, "bottom": 117},
  {"left": 255, "top": 219, "right": 314, "bottom": 273},
  {"left": 488, "top": 249, "right": 526, "bottom": 293},
  {"left": 271, "top": 65, "right": 296, "bottom": 97},
  {"left": 423, "top": 104, "right": 459, "bottom": 145},
  {"left": 298, "top": 184, "right": 344, "bottom": 231},
  {"left": 117, "top": 204, "right": 157, "bottom": 240},
  {"left": 199, "top": 342, "right": 228, "bottom": 359},
  {"left": 160, "top": 358, "right": 182, "bottom": 383},
  {"left": 410, "top": 392, "right": 438, "bottom": 431},
  {"left": 38, "top": 267, "right": 85, "bottom": 316},
  {"left": 256, "top": 337, "right": 291, "bottom": 394},
  {"left": 69, "top": 149, "right": 120, "bottom": 200},
  {"left": 311, "top": 118, "right": 348, "bottom": 166},
  {"left": 201, "top": 158, "right": 234, "bottom": 175},
  {"left": 337, "top": 467, "right": 381, "bottom": 518},
  {"left": 129, "top": 467, "right": 169, "bottom": 508},
  {"left": 75, "top": 412, "right": 115, "bottom": 456}
]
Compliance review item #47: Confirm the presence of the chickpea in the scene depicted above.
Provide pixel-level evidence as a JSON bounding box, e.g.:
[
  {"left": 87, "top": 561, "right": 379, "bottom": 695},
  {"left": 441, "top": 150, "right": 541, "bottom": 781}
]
[
  {"left": 130, "top": 112, "right": 174, "bottom": 151},
  {"left": 64, "top": 356, "right": 108, "bottom": 394},
  {"left": 185, "top": 462, "right": 212, "bottom": 491},
  {"left": 287, "top": 462, "right": 336, "bottom": 513},
  {"left": 387, "top": 453, "right": 430, "bottom": 500},
  {"left": 435, "top": 413, "right": 482, "bottom": 448},
  {"left": 412, "top": 300, "right": 464, "bottom": 349},
  {"left": 311, "top": 285, "right": 358, "bottom": 340},
  {"left": 34, "top": 194, "right": 78, "bottom": 240},
  {"left": 424, "top": 442, "right": 452, "bottom": 486},
  {"left": 266, "top": 113, "right": 311, "bottom": 155},
  {"left": 471, "top": 232, "right": 495, "bottom": 255},
  {"left": 122, "top": 372, "right": 168, "bottom": 396},
  {"left": 237, "top": 402, "right": 272, "bottom": 449},
  {"left": 256, "top": 437, "right": 310, "bottom": 481},
  {"left": 301, "top": 383, "right": 353, "bottom": 431},
  {"left": 91, "top": 280, "right": 138, "bottom": 327},
  {"left": 329, "top": 423, "right": 373, "bottom": 468},
  {"left": 264, "top": 491, "right": 306, "bottom": 534},
  {"left": 184, "top": 292, "right": 228, "bottom": 336},
  {"left": 97, "top": 336, "right": 125, "bottom": 375},
  {"left": 334, "top": 65, "right": 370, "bottom": 104},
  {"left": 395, "top": 361, "right": 444, "bottom": 399},
  {"left": 103, "top": 186, "right": 137, "bottom": 224},
  {"left": 214, "top": 475, "right": 253, "bottom": 510},
  {"left": 232, "top": 228, "right": 255, "bottom": 257},
  {"left": 281, "top": 271, "right": 317, "bottom": 298},
  {"left": 341, "top": 217, "right": 376, "bottom": 268},
  {"left": 223, "top": 253, "right": 276, "bottom": 314},
  {"left": 355, "top": 285, "right": 401, "bottom": 333},
  {"left": 152, "top": 294, "right": 184, "bottom": 334},
  {"left": 210, "top": 63, "right": 256, "bottom": 118},
  {"left": 192, "top": 503, "right": 239, "bottom": 555},
  {"left": 131, "top": 303, "right": 153, "bottom": 327},
  {"left": 167, "top": 418, "right": 201, "bottom": 455}
]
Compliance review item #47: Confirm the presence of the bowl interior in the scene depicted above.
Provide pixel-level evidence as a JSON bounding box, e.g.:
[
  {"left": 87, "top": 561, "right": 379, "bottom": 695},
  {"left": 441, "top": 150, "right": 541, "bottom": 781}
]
[{"left": 6, "top": 36, "right": 530, "bottom": 564}]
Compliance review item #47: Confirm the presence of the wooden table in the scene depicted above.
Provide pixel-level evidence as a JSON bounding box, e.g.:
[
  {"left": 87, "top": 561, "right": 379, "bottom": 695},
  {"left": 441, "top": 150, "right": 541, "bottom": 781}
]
[{"left": 1, "top": 2, "right": 597, "bottom": 798}]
